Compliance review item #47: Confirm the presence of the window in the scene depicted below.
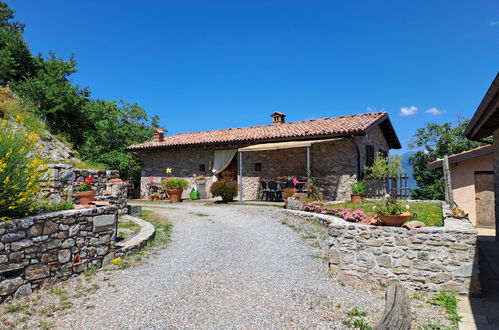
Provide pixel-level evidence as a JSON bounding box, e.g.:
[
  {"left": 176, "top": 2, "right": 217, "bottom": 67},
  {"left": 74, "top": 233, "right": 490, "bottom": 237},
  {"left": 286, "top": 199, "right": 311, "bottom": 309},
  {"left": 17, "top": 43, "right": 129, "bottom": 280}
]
[
  {"left": 254, "top": 163, "right": 262, "bottom": 172},
  {"left": 199, "top": 164, "right": 206, "bottom": 172},
  {"left": 366, "top": 145, "right": 375, "bottom": 167}
]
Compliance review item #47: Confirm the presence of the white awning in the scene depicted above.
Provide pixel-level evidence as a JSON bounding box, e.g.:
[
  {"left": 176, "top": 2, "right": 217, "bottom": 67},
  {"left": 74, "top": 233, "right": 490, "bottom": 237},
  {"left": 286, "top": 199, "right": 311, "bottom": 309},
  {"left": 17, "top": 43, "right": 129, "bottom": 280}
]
[{"left": 238, "top": 138, "right": 343, "bottom": 152}]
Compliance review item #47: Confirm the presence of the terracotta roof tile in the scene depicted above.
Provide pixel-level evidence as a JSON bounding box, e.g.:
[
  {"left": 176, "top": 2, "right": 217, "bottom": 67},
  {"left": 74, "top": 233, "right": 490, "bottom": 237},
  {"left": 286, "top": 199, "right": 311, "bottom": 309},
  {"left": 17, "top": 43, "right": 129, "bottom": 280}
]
[
  {"left": 427, "top": 144, "right": 493, "bottom": 168},
  {"left": 128, "top": 112, "right": 390, "bottom": 150}
]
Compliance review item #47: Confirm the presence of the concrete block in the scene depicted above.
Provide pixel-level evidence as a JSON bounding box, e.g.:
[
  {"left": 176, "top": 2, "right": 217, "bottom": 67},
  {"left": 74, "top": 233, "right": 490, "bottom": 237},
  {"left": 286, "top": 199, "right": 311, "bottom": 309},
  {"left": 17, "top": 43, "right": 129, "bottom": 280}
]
[{"left": 92, "top": 214, "right": 116, "bottom": 232}]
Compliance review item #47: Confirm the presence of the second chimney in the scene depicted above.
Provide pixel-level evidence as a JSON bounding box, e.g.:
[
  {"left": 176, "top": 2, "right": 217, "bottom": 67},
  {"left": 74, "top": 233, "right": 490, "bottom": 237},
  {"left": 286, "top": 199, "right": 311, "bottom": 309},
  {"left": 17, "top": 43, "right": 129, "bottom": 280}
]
[
  {"left": 270, "top": 112, "right": 286, "bottom": 125},
  {"left": 153, "top": 129, "right": 165, "bottom": 142}
]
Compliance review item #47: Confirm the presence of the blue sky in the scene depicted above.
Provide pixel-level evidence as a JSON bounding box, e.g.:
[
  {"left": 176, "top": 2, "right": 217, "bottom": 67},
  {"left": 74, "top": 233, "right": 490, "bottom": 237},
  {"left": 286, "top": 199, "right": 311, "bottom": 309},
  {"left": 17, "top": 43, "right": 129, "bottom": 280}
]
[{"left": 8, "top": 0, "right": 499, "bottom": 154}]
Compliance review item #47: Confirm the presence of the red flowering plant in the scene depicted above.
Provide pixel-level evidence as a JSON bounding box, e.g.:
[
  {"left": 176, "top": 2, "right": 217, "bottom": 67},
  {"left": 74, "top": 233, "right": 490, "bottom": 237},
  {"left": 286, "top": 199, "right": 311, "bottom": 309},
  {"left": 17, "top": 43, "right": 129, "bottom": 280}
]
[{"left": 76, "top": 177, "right": 94, "bottom": 192}]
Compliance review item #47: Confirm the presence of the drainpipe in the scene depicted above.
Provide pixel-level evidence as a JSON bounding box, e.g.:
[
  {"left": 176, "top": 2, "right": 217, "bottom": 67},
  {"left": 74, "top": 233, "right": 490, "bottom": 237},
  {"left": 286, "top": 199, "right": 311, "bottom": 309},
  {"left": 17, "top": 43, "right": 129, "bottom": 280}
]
[{"left": 348, "top": 136, "right": 361, "bottom": 180}]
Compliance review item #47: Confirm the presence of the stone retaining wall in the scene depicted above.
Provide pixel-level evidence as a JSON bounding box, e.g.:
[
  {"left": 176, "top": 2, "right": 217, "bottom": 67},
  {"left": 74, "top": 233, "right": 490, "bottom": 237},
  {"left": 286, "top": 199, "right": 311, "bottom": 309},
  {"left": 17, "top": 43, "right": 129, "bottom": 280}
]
[
  {"left": 0, "top": 206, "right": 118, "bottom": 303},
  {"left": 287, "top": 204, "right": 479, "bottom": 295},
  {"left": 41, "top": 164, "right": 129, "bottom": 215}
]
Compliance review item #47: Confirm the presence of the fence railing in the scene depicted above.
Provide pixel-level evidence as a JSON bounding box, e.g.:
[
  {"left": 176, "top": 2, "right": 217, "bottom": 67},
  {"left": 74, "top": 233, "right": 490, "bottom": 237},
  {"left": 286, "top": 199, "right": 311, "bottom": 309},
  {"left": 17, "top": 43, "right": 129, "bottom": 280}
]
[{"left": 364, "top": 174, "right": 411, "bottom": 200}]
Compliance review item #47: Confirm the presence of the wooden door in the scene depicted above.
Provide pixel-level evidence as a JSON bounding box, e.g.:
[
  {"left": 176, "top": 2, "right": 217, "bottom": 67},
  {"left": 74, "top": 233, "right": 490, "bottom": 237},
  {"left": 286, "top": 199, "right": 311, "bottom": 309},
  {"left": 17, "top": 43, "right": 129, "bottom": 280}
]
[
  {"left": 220, "top": 155, "right": 238, "bottom": 181},
  {"left": 475, "top": 172, "right": 495, "bottom": 227}
]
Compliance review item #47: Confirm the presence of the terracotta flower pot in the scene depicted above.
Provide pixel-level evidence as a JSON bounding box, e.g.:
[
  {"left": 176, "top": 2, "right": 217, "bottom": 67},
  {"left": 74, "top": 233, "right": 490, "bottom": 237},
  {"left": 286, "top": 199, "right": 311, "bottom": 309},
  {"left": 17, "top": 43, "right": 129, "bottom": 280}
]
[
  {"left": 351, "top": 194, "right": 363, "bottom": 203},
  {"left": 76, "top": 190, "right": 95, "bottom": 205},
  {"left": 150, "top": 196, "right": 159, "bottom": 201},
  {"left": 167, "top": 189, "right": 183, "bottom": 203},
  {"left": 379, "top": 212, "right": 412, "bottom": 227}
]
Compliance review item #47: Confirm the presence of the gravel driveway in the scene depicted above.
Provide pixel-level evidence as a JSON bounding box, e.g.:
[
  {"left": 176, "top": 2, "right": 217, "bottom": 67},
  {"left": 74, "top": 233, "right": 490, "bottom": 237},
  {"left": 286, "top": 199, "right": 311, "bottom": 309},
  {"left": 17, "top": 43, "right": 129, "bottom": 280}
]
[{"left": 52, "top": 203, "right": 386, "bottom": 329}]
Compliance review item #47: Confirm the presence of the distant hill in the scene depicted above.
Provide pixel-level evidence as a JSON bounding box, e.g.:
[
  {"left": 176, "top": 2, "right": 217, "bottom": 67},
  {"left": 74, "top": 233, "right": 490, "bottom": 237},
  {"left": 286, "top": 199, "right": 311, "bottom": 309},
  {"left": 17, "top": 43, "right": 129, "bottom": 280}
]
[{"left": 400, "top": 151, "right": 418, "bottom": 189}]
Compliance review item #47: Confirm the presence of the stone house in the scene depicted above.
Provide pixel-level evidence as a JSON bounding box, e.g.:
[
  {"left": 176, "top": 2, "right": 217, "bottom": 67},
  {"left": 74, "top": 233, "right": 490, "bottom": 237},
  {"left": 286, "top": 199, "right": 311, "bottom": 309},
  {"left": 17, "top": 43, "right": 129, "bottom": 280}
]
[
  {"left": 465, "top": 72, "right": 499, "bottom": 240},
  {"left": 128, "top": 112, "right": 401, "bottom": 201},
  {"left": 428, "top": 145, "right": 494, "bottom": 227}
]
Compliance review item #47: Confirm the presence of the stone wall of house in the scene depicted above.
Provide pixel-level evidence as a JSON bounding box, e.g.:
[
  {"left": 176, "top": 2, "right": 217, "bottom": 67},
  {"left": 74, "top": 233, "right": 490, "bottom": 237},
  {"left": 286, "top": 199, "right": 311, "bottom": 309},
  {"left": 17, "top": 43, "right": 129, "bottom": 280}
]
[
  {"left": 139, "top": 127, "right": 390, "bottom": 201},
  {"left": 41, "top": 164, "right": 128, "bottom": 215},
  {"left": 0, "top": 206, "right": 118, "bottom": 303},
  {"left": 287, "top": 204, "right": 479, "bottom": 295},
  {"left": 494, "top": 128, "right": 499, "bottom": 238}
]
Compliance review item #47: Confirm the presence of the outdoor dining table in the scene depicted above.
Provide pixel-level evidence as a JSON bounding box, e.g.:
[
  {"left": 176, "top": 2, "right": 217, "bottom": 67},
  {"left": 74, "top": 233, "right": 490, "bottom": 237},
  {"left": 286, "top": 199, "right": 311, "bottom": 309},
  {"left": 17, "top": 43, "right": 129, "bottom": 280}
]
[{"left": 260, "top": 180, "right": 308, "bottom": 202}]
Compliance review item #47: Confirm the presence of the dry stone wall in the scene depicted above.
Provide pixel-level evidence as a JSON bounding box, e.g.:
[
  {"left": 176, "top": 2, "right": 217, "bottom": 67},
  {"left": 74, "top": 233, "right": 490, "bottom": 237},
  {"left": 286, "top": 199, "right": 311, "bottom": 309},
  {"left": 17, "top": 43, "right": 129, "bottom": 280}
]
[
  {"left": 287, "top": 203, "right": 479, "bottom": 295},
  {"left": 41, "top": 164, "right": 128, "bottom": 215},
  {"left": 0, "top": 206, "right": 118, "bottom": 303}
]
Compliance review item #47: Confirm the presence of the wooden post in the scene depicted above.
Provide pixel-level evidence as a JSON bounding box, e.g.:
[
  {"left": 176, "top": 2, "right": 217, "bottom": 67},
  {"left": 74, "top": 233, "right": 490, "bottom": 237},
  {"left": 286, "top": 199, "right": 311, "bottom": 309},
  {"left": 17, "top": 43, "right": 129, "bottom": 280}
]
[
  {"left": 374, "top": 282, "right": 412, "bottom": 330},
  {"left": 443, "top": 155, "right": 454, "bottom": 206}
]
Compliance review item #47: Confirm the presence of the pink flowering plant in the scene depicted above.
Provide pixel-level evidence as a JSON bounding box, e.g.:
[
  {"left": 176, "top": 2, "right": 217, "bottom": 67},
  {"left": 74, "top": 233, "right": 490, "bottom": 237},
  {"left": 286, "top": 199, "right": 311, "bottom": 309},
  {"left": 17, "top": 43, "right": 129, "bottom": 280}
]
[
  {"left": 451, "top": 207, "right": 468, "bottom": 219},
  {"left": 302, "top": 201, "right": 327, "bottom": 214},
  {"left": 328, "top": 206, "right": 368, "bottom": 223}
]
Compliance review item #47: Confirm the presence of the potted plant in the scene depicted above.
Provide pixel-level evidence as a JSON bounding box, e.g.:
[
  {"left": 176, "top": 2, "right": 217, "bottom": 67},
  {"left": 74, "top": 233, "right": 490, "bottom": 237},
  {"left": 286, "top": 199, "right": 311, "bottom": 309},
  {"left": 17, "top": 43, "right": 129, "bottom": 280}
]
[
  {"left": 149, "top": 192, "right": 159, "bottom": 201},
  {"left": 373, "top": 195, "right": 411, "bottom": 226},
  {"left": 76, "top": 177, "right": 95, "bottom": 205},
  {"left": 350, "top": 181, "right": 366, "bottom": 203},
  {"left": 210, "top": 178, "right": 238, "bottom": 202},
  {"left": 161, "top": 177, "right": 189, "bottom": 202}
]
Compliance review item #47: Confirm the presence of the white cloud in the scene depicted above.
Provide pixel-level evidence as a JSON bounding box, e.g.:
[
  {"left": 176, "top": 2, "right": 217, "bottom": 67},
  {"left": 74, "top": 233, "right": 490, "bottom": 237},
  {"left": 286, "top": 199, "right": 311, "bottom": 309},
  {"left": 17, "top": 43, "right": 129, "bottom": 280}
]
[
  {"left": 489, "top": 21, "right": 498, "bottom": 26},
  {"left": 366, "top": 106, "right": 385, "bottom": 113},
  {"left": 425, "top": 107, "right": 447, "bottom": 115},
  {"left": 400, "top": 106, "right": 418, "bottom": 117}
]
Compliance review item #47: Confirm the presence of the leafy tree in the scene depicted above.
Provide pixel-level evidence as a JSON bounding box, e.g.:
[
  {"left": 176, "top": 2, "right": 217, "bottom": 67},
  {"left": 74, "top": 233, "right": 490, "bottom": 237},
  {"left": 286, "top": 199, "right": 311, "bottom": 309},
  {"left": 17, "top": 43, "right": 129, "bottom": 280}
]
[
  {"left": 408, "top": 120, "right": 485, "bottom": 200},
  {"left": 0, "top": 2, "right": 34, "bottom": 84},
  {"left": 365, "top": 153, "right": 403, "bottom": 179},
  {"left": 79, "top": 100, "right": 163, "bottom": 180}
]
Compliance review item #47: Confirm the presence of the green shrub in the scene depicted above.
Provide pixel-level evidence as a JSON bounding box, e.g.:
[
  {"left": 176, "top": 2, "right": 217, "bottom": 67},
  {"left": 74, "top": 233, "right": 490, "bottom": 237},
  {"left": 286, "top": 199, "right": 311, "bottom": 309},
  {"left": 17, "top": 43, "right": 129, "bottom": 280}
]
[
  {"left": 0, "top": 118, "right": 47, "bottom": 220},
  {"left": 161, "top": 177, "right": 189, "bottom": 190},
  {"left": 351, "top": 181, "right": 366, "bottom": 195},
  {"left": 210, "top": 178, "right": 238, "bottom": 202},
  {"left": 35, "top": 202, "right": 74, "bottom": 214}
]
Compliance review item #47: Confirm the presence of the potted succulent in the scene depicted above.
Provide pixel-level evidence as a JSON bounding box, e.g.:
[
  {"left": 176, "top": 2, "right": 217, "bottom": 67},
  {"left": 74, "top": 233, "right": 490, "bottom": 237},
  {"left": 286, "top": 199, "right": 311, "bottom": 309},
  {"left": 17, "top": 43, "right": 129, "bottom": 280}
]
[
  {"left": 350, "top": 181, "right": 366, "bottom": 203},
  {"left": 76, "top": 177, "right": 95, "bottom": 205},
  {"left": 149, "top": 192, "right": 159, "bottom": 201},
  {"left": 373, "top": 195, "right": 411, "bottom": 226},
  {"left": 161, "top": 177, "right": 189, "bottom": 202}
]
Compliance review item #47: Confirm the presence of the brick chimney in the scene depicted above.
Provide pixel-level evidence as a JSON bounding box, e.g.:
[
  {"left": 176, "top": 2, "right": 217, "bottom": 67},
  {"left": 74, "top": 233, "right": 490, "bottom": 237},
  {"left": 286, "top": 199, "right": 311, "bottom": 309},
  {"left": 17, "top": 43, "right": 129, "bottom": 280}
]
[
  {"left": 270, "top": 112, "right": 286, "bottom": 125},
  {"left": 153, "top": 129, "right": 165, "bottom": 142}
]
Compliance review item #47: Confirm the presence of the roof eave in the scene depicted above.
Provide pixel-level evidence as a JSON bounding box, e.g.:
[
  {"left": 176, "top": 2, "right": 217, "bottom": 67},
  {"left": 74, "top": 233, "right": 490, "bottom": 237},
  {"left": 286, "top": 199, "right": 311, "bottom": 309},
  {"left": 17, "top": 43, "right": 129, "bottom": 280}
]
[{"left": 465, "top": 73, "right": 499, "bottom": 140}]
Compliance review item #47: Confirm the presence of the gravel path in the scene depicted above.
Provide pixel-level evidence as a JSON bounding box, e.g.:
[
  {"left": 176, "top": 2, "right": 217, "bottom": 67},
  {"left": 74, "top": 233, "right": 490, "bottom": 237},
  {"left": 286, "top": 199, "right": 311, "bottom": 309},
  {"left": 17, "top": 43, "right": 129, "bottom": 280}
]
[{"left": 53, "top": 204, "right": 386, "bottom": 329}]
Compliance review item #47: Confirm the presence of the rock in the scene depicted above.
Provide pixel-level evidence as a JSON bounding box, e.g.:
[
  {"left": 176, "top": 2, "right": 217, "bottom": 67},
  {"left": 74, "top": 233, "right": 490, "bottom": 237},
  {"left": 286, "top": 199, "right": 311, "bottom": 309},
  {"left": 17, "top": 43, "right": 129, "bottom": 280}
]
[
  {"left": 430, "top": 273, "right": 452, "bottom": 284},
  {"left": 356, "top": 252, "right": 375, "bottom": 268},
  {"left": 68, "top": 224, "right": 80, "bottom": 237},
  {"left": 42, "top": 221, "right": 58, "bottom": 235},
  {"left": 127, "top": 205, "right": 142, "bottom": 216},
  {"left": 1, "top": 231, "right": 26, "bottom": 243},
  {"left": 377, "top": 255, "right": 392, "bottom": 268},
  {"left": 32, "top": 235, "right": 49, "bottom": 242},
  {"left": 61, "top": 238, "right": 75, "bottom": 248},
  {"left": 402, "top": 221, "right": 425, "bottom": 229},
  {"left": 57, "top": 249, "right": 71, "bottom": 263},
  {"left": 0, "top": 255, "right": 7, "bottom": 263},
  {"left": 14, "top": 284, "right": 32, "bottom": 299},
  {"left": 0, "top": 277, "right": 23, "bottom": 296},
  {"left": 43, "top": 238, "right": 62, "bottom": 249},
  {"left": 15, "top": 218, "right": 34, "bottom": 230},
  {"left": 27, "top": 224, "right": 43, "bottom": 237},
  {"left": 59, "top": 170, "right": 76, "bottom": 182},
  {"left": 93, "top": 214, "right": 116, "bottom": 232},
  {"left": 25, "top": 264, "right": 50, "bottom": 281},
  {"left": 10, "top": 239, "right": 33, "bottom": 251},
  {"left": 286, "top": 198, "right": 303, "bottom": 210}
]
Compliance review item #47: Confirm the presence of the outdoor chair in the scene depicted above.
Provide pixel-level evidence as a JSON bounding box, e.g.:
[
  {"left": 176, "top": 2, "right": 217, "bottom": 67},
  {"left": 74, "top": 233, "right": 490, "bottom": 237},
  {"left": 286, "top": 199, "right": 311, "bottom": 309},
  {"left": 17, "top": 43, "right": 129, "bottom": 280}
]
[
  {"left": 295, "top": 182, "right": 306, "bottom": 193},
  {"left": 260, "top": 181, "right": 271, "bottom": 201},
  {"left": 268, "top": 181, "right": 283, "bottom": 202}
]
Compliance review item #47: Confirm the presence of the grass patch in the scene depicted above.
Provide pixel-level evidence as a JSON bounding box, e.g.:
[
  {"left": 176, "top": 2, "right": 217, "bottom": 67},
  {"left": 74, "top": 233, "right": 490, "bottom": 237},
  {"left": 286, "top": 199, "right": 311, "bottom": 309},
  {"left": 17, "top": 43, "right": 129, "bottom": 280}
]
[
  {"left": 138, "top": 209, "right": 172, "bottom": 248},
  {"left": 35, "top": 202, "right": 74, "bottom": 214},
  {"left": 53, "top": 159, "right": 108, "bottom": 170},
  {"left": 303, "top": 235, "right": 317, "bottom": 239},
  {"left": 129, "top": 199, "right": 173, "bottom": 205},
  {"left": 342, "top": 308, "right": 371, "bottom": 329},
  {"left": 194, "top": 212, "right": 210, "bottom": 217},
  {"left": 39, "top": 322, "right": 54, "bottom": 329},
  {"left": 4, "top": 303, "right": 28, "bottom": 313},
  {"left": 84, "top": 265, "right": 98, "bottom": 277},
  {"left": 326, "top": 201, "right": 443, "bottom": 227},
  {"left": 428, "top": 291, "right": 461, "bottom": 327},
  {"left": 117, "top": 219, "right": 141, "bottom": 240}
]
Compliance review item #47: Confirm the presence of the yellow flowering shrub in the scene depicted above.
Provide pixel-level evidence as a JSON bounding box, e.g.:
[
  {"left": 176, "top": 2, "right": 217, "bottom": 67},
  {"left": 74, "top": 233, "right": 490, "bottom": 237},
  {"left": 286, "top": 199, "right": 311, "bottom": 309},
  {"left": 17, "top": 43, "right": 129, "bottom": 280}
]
[{"left": 0, "top": 118, "right": 47, "bottom": 219}]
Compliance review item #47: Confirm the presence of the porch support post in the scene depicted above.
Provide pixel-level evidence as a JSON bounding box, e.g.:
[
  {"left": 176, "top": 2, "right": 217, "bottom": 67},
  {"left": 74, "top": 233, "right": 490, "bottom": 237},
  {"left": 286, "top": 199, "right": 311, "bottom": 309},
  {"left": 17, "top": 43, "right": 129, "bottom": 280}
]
[
  {"left": 238, "top": 151, "right": 243, "bottom": 202},
  {"left": 306, "top": 146, "right": 311, "bottom": 179}
]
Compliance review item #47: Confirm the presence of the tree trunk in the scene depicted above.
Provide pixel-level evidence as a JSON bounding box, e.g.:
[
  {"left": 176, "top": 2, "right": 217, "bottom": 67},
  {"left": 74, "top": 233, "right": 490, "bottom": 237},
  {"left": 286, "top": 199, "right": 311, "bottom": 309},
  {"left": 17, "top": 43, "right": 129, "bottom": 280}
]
[{"left": 374, "top": 282, "right": 412, "bottom": 330}]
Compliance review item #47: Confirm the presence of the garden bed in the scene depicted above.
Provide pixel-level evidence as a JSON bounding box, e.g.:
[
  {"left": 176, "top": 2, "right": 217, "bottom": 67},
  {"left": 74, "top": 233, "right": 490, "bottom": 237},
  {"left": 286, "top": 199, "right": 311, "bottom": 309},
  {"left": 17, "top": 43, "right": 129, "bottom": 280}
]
[{"left": 326, "top": 200, "right": 443, "bottom": 227}]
